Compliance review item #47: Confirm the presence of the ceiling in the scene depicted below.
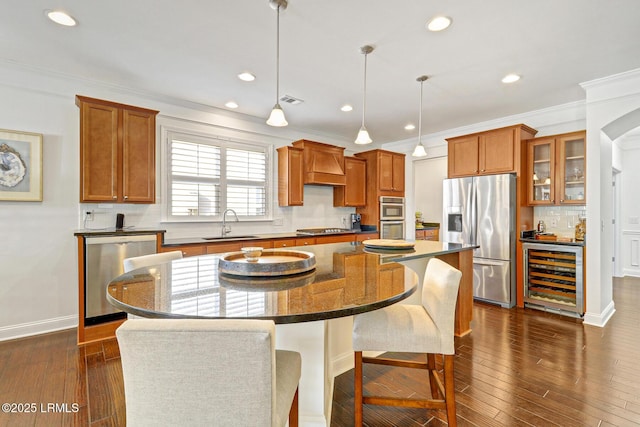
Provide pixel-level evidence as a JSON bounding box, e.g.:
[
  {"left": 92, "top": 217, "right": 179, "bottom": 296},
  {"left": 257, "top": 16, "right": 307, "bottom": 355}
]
[{"left": 3, "top": 1, "right": 640, "bottom": 144}]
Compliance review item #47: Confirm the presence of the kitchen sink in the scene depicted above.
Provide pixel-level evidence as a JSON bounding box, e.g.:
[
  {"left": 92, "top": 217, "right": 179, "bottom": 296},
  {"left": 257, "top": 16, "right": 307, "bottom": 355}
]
[{"left": 202, "top": 235, "right": 259, "bottom": 241}]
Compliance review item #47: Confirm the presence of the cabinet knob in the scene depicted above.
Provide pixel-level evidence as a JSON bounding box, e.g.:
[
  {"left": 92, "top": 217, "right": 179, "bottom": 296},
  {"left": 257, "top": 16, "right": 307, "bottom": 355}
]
[
  {"left": 560, "top": 199, "right": 564, "bottom": 203},
  {"left": 112, "top": 195, "right": 117, "bottom": 199},
  {"left": 282, "top": 244, "right": 287, "bottom": 247},
  {"left": 123, "top": 195, "right": 128, "bottom": 200},
  {"left": 182, "top": 251, "right": 187, "bottom": 256}
]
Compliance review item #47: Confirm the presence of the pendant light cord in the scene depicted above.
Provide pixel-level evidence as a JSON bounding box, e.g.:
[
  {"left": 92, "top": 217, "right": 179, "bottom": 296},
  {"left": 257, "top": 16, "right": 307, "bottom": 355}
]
[
  {"left": 275, "top": 5, "right": 281, "bottom": 103},
  {"left": 361, "top": 51, "right": 367, "bottom": 127},
  {"left": 418, "top": 78, "right": 423, "bottom": 144}
]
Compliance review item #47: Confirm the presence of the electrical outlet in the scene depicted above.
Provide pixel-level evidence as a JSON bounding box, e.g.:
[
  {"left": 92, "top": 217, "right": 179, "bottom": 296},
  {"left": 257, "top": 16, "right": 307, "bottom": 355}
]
[
  {"left": 273, "top": 217, "right": 284, "bottom": 226},
  {"left": 549, "top": 218, "right": 558, "bottom": 228},
  {"left": 85, "top": 211, "right": 94, "bottom": 221}
]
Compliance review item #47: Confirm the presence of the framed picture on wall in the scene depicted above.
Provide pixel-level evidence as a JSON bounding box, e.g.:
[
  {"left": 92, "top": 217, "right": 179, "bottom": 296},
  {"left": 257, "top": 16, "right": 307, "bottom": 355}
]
[{"left": 0, "top": 128, "right": 43, "bottom": 201}]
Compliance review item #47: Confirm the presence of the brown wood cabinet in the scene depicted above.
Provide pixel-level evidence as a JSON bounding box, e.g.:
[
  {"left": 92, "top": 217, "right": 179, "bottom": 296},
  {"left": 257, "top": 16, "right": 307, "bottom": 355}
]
[
  {"left": 333, "top": 156, "right": 366, "bottom": 207},
  {"left": 277, "top": 146, "right": 304, "bottom": 206},
  {"left": 447, "top": 124, "right": 537, "bottom": 178},
  {"left": 526, "top": 130, "right": 586, "bottom": 206},
  {"left": 355, "top": 149, "right": 406, "bottom": 226},
  {"left": 415, "top": 228, "right": 439, "bottom": 241},
  {"left": 76, "top": 95, "right": 158, "bottom": 203}
]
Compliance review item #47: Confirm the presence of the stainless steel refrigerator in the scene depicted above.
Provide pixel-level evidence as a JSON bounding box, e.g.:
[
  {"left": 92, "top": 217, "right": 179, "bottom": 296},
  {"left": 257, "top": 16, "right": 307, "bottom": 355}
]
[{"left": 442, "top": 173, "right": 516, "bottom": 307}]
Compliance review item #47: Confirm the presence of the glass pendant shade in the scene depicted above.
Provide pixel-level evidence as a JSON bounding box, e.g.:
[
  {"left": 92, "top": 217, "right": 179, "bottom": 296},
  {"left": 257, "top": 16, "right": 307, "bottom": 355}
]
[
  {"left": 267, "top": 103, "right": 288, "bottom": 126},
  {"left": 412, "top": 143, "right": 427, "bottom": 157},
  {"left": 355, "top": 126, "right": 372, "bottom": 145}
]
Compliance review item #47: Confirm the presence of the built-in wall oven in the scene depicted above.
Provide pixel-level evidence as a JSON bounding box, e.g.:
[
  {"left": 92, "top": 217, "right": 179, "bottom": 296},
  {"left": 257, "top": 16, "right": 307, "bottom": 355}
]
[{"left": 380, "top": 196, "right": 406, "bottom": 239}]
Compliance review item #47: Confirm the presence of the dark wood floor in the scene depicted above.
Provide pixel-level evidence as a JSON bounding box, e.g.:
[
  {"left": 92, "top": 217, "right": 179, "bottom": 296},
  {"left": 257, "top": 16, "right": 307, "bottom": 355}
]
[{"left": 1, "top": 277, "right": 639, "bottom": 426}]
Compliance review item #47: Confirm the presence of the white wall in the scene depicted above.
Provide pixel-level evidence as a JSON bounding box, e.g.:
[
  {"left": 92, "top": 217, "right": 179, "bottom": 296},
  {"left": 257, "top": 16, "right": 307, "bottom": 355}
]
[
  {"left": 0, "top": 61, "right": 353, "bottom": 340},
  {"left": 619, "top": 134, "right": 640, "bottom": 277},
  {"left": 581, "top": 68, "right": 640, "bottom": 326}
]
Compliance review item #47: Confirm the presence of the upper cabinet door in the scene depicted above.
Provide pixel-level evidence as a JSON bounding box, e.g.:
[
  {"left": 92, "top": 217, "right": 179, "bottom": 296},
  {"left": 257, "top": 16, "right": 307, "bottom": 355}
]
[
  {"left": 479, "top": 127, "right": 515, "bottom": 174},
  {"left": 122, "top": 109, "right": 156, "bottom": 203},
  {"left": 79, "top": 100, "right": 119, "bottom": 202},
  {"left": 527, "top": 137, "right": 556, "bottom": 205},
  {"left": 334, "top": 156, "right": 366, "bottom": 207},
  {"left": 277, "top": 146, "right": 304, "bottom": 206},
  {"left": 557, "top": 131, "right": 586, "bottom": 205},
  {"left": 448, "top": 135, "right": 479, "bottom": 177}
]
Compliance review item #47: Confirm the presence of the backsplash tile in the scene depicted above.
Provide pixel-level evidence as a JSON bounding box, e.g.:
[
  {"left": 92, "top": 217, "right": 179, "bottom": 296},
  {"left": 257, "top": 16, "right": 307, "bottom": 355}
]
[{"left": 534, "top": 205, "right": 586, "bottom": 238}]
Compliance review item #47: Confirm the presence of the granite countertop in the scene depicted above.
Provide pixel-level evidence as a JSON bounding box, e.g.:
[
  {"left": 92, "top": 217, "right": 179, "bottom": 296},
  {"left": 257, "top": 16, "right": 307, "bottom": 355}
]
[
  {"left": 106, "top": 240, "right": 477, "bottom": 323},
  {"left": 107, "top": 241, "right": 417, "bottom": 323},
  {"left": 74, "top": 228, "right": 166, "bottom": 237},
  {"left": 163, "top": 228, "right": 378, "bottom": 247},
  {"left": 520, "top": 238, "right": 585, "bottom": 247}
]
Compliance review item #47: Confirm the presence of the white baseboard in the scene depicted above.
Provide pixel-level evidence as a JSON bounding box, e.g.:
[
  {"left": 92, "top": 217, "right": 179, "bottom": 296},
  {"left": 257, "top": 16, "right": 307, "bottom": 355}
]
[
  {"left": 0, "top": 316, "right": 77, "bottom": 342},
  {"left": 583, "top": 301, "right": 616, "bottom": 327}
]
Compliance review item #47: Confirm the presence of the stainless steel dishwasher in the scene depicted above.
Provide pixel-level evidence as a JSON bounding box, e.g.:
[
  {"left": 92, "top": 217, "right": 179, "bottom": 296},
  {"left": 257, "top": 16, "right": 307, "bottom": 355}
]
[{"left": 84, "top": 234, "right": 157, "bottom": 325}]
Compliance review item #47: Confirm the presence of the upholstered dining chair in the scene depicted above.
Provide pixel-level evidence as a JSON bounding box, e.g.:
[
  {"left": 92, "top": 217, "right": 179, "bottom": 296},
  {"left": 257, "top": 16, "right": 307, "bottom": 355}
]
[
  {"left": 352, "top": 257, "right": 462, "bottom": 426},
  {"left": 122, "top": 250, "right": 183, "bottom": 273},
  {"left": 116, "top": 318, "right": 301, "bottom": 427}
]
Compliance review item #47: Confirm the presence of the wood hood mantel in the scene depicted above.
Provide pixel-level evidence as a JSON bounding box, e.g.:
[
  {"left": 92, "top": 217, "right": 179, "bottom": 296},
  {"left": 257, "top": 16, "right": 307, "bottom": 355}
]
[{"left": 292, "top": 139, "right": 346, "bottom": 186}]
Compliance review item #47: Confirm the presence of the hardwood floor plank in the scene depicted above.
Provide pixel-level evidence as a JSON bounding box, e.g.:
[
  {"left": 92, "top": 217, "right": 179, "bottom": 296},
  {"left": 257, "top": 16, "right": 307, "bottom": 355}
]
[{"left": 1, "top": 278, "right": 640, "bottom": 426}]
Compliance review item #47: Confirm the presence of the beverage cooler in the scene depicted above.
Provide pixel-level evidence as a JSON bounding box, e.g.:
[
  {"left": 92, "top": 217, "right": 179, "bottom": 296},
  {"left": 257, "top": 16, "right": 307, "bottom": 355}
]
[{"left": 522, "top": 242, "right": 584, "bottom": 317}]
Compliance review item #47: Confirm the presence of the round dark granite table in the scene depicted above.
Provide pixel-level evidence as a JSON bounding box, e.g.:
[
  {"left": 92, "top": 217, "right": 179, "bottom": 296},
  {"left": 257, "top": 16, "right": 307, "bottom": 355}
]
[{"left": 106, "top": 242, "right": 418, "bottom": 324}]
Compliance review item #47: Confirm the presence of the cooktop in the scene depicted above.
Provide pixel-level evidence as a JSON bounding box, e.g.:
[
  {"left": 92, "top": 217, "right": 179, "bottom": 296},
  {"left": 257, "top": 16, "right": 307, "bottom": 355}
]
[{"left": 296, "top": 228, "right": 353, "bottom": 236}]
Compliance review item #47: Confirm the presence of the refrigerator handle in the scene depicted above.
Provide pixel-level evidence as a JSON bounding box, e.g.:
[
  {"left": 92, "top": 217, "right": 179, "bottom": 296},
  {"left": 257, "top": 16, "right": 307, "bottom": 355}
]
[{"left": 470, "top": 178, "right": 478, "bottom": 245}]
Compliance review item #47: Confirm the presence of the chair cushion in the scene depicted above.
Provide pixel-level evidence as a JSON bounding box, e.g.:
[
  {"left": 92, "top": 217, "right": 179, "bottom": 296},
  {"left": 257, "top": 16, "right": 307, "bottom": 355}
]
[
  {"left": 275, "top": 350, "right": 301, "bottom": 426},
  {"left": 353, "top": 303, "right": 446, "bottom": 354}
]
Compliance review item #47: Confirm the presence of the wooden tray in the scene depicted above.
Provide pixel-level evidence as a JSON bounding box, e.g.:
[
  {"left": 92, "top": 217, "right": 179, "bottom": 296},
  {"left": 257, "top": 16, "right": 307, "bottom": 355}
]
[
  {"left": 218, "top": 249, "right": 316, "bottom": 276},
  {"left": 218, "top": 270, "right": 317, "bottom": 291},
  {"left": 362, "top": 239, "right": 415, "bottom": 249}
]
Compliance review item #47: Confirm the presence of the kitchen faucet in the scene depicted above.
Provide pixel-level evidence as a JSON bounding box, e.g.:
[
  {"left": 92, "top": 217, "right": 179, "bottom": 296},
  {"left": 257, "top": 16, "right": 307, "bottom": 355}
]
[{"left": 221, "top": 208, "right": 239, "bottom": 237}]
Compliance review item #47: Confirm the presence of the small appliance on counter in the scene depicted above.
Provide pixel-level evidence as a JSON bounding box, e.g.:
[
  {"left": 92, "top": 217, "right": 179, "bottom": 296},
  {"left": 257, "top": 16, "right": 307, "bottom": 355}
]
[{"left": 350, "top": 213, "right": 362, "bottom": 231}]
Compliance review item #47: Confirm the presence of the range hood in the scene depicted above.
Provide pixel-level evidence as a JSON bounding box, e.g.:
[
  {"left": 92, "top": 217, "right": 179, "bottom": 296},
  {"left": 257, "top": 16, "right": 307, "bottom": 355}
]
[{"left": 292, "top": 139, "right": 346, "bottom": 186}]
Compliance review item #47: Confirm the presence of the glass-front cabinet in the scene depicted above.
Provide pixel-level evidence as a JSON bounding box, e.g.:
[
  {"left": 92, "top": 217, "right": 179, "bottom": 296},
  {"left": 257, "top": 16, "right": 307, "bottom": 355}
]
[
  {"left": 557, "top": 132, "right": 586, "bottom": 205},
  {"left": 527, "top": 131, "right": 586, "bottom": 206},
  {"left": 529, "top": 138, "right": 555, "bottom": 204}
]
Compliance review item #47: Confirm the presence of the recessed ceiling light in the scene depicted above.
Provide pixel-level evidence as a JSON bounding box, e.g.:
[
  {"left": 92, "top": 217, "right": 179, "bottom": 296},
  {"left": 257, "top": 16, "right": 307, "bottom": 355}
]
[
  {"left": 404, "top": 124, "right": 416, "bottom": 130},
  {"left": 341, "top": 104, "right": 353, "bottom": 112},
  {"left": 237, "top": 72, "right": 256, "bottom": 82},
  {"left": 426, "top": 16, "right": 451, "bottom": 32},
  {"left": 46, "top": 10, "right": 77, "bottom": 26},
  {"left": 225, "top": 101, "right": 239, "bottom": 109},
  {"left": 502, "top": 73, "right": 521, "bottom": 83}
]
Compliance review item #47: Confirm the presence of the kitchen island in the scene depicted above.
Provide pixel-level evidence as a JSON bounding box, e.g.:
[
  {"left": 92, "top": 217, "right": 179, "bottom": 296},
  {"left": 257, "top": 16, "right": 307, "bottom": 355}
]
[{"left": 107, "top": 240, "right": 476, "bottom": 427}]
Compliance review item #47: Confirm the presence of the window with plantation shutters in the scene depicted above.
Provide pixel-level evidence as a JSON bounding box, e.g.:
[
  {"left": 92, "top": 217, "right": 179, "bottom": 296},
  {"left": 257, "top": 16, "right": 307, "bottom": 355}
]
[{"left": 165, "top": 130, "right": 271, "bottom": 221}]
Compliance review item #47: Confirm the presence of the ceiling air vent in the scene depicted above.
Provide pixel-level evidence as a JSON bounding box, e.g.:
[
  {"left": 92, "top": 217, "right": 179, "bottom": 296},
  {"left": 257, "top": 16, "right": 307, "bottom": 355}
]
[{"left": 279, "top": 94, "right": 304, "bottom": 105}]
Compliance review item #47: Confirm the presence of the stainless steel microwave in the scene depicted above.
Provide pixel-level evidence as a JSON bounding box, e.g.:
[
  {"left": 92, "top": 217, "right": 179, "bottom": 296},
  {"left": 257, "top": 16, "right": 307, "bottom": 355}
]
[{"left": 380, "top": 196, "right": 405, "bottom": 220}]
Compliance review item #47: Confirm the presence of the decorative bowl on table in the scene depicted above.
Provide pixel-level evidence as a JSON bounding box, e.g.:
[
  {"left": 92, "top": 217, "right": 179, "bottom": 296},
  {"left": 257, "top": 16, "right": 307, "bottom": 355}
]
[{"left": 241, "top": 247, "right": 263, "bottom": 262}]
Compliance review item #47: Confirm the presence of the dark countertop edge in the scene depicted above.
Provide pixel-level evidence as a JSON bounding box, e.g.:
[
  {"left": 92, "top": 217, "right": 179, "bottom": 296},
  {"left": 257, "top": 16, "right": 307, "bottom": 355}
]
[
  {"left": 74, "top": 228, "right": 166, "bottom": 237},
  {"left": 379, "top": 241, "right": 478, "bottom": 263},
  {"left": 520, "top": 238, "right": 585, "bottom": 247},
  {"left": 163, "top": 229, "right": 379, "bottom": 247}
]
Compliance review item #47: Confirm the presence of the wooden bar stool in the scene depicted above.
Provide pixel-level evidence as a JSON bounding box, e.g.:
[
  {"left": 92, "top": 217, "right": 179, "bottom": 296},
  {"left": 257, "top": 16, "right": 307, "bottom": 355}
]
[{"left": 352, "top": 258, "right": 462, "bottom": 426}]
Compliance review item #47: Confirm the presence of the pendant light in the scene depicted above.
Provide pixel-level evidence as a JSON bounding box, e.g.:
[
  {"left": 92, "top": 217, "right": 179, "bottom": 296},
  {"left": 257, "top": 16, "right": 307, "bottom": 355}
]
[
  {"left": 355, "top": 45, "right": 374, "bottom": 144},
  {"left": 412, "top": 75, "right": 429, "bottom": 157},
  {"left": 266, "top": 0, "right": 288, "bottom": 127}
]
